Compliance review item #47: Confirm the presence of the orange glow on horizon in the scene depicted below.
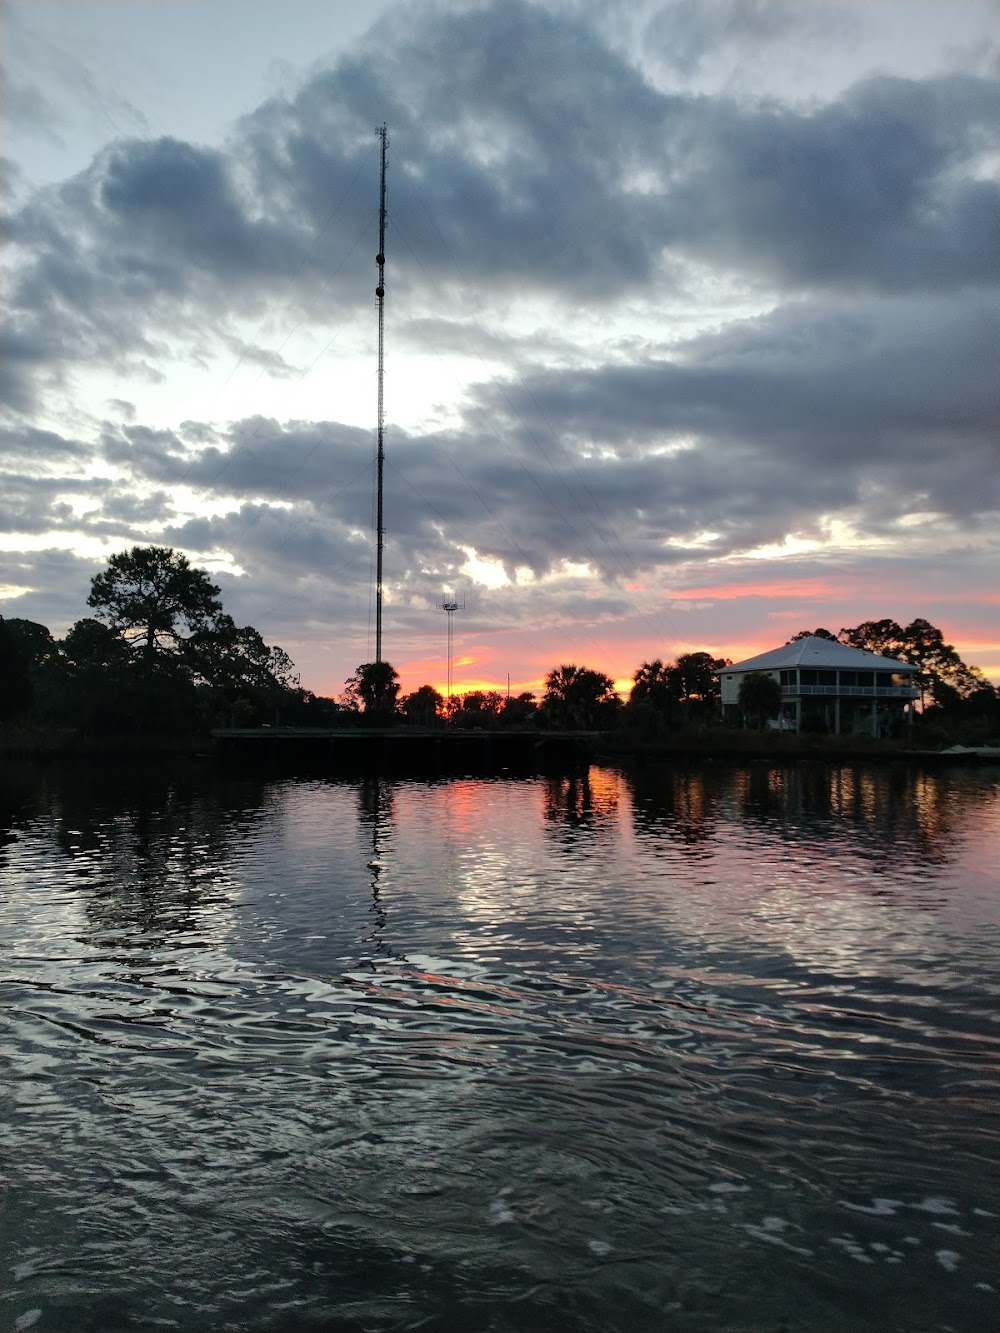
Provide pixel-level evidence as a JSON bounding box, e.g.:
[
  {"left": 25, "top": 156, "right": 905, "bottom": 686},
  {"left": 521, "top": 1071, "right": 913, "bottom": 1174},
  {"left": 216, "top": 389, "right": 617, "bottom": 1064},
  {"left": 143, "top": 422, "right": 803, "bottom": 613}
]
[{"left": 304, "top": 611, "right": 1000, "bottom": 699}]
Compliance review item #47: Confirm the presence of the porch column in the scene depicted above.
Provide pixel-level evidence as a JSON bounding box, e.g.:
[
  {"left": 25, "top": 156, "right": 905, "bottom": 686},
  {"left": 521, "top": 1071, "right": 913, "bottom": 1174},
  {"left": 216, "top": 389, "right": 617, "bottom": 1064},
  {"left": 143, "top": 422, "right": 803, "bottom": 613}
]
[{"left": 834, "top": 696, "right": 841, "bottom": 734}]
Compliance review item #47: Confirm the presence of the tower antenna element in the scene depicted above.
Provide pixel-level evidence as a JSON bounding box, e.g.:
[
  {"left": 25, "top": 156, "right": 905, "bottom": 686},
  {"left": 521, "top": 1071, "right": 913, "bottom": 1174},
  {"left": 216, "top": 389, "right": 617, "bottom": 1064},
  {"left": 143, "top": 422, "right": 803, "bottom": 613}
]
[{"left": 375, "top": 124, "right": 388, "bottom": 663}]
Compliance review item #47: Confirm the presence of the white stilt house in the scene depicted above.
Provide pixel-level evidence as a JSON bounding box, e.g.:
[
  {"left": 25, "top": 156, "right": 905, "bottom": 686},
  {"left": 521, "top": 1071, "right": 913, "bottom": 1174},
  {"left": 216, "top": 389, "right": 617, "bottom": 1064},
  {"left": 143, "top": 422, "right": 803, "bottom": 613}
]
[{"left": 720, "top": 635, "right": 920, "bottom": 735}]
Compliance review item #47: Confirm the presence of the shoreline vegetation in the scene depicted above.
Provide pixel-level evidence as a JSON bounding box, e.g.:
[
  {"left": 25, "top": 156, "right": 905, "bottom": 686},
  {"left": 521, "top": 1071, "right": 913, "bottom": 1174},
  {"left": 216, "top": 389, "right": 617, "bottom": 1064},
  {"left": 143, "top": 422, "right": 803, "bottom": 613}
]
[
  {"left": 2, "top": 725, "right": 997, "bottom": 768},
  {"left": 3, "top": 548, "right": 998, "bottom": 764}
]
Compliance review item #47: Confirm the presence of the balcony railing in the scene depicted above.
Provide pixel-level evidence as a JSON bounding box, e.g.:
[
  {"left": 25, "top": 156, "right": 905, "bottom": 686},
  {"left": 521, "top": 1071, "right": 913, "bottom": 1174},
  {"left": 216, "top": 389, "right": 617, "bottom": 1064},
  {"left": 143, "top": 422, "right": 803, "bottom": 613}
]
[{"left": 780, "top": 684, "right": 918, "bottom": 699}]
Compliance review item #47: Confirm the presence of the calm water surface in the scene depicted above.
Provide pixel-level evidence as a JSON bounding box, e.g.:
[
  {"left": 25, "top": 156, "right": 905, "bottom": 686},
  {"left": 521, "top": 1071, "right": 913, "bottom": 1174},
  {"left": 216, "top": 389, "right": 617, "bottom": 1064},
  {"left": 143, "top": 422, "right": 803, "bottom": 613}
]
[{"left": 0, "top": 760, "right": 998, "bottom": 1332}]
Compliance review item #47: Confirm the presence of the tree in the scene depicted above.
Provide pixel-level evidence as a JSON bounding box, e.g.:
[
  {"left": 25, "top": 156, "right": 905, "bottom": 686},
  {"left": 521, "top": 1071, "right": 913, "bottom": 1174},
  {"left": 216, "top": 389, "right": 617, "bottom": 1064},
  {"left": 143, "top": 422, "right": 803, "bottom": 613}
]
[
  {"left": 738, "top": 672, "right": 782, "bottom": 729},
  {"left": 501, "top": 691, "right": 538, "bottom": 727},
  {"left": 673, "top": 651, "right": 729, "bottom": 713},
  {"left": 4, "top": 618, "right": 60, "bottom": 671},
  {"left": 628, "top": 659, "right": 680, "bottom": 732},
  {"left": 630, "top": 659, "right": 678, "bottom": 709},
  {"left": 281, "top": 690, "right": 350, "bottom": 728},
  {"left": 344, "top": 661, "right": 400, "bottom": 723},
  {"left": 60, "top": 617, "right": 136, "bottom": 731},
  {"left": 88, "top": 545, "right": 223, "bottom": 671},
  {"left": 76, "top": 548, "right": 301, "bottom": 732},
  {"left": 450, "top": 690, "right": 505, "bottom": 728},
  {"left": 895, "top": 618, "right": 975, "bottom": 709},
  {"left": 839, "top": 617, "right": 977, "bottom": 710},
  {"left": 627, "top": 659, "right": 679, "bottom": 738},
  {"left": 838, "top": 619, "right": 906, "bottom": 657},
  {"left": 0, "top": 618, "right": 34, "bottom": 722},
  {"left": 541, "top": 664, "right": 620, "bottom": 730},
  {"left": 63, "top": 617, "right": 132, "bottom": 674},
  {"left": 402, "top": 684, "right": 444, "bottom": 726},
  {"left": 188, "top": 615, "right": 299, "bottom": 726},
  {"left": 788, "top": 628, "right": 838, "bottom": 642},
  {"left": 4, "top": 618, "right": 65, "bottom": 722}
]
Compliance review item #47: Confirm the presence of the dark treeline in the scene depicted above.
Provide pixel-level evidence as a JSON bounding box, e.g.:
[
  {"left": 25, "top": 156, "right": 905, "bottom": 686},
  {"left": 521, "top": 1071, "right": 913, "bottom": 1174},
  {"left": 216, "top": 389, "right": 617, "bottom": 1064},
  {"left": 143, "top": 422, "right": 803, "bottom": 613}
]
[
  {"left": 2, "top": 547, "right": 998, "bottom": 746},
  {"left": 347, "top": 633, "right": 999, "bottom": 746},
  {"left": 0, "top": 546, "right": 345, "bottom": 735}
]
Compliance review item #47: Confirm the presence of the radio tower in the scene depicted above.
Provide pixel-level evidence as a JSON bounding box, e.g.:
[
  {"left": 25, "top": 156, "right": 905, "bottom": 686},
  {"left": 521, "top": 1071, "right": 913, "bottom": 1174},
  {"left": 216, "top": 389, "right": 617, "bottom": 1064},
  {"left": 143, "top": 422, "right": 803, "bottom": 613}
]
[
  {"left": 374, "top": 124, "right": 388, "bottom": 663},
  {"left": 438, "top": 593, "right": 464, "bottom": 703}
]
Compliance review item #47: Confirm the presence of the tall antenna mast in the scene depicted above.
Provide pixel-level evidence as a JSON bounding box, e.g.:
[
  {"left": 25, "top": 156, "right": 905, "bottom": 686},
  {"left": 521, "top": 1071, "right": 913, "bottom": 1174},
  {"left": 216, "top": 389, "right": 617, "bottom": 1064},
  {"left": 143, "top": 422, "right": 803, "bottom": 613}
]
[{"left": 375, "top": 124, "right": 388, "bottom": 663}]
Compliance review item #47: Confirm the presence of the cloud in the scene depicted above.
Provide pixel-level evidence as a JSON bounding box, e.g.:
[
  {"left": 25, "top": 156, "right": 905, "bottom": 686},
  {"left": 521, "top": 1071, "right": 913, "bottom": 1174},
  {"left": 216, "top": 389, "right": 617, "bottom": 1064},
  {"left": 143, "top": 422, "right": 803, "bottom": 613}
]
[
  {"left": 0, "top": 70, "right": 67, "bottom": 144},
  {"left": 1, "top": 0, "right": 997, "bottom": 690},
  {"left": 4, "top": 1, "right": 993, "bottom": 422},
  {"left": 2, "top": 2, "right": 148, "bottom": 142},
  {"left": 663, "top": 73, "right": 998, "bottom": 291}
]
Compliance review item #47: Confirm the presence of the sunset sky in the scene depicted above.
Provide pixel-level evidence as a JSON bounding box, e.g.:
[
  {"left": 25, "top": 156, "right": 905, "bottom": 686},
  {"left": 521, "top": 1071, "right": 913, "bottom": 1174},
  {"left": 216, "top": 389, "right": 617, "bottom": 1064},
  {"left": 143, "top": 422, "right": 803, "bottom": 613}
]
[{"left": 3, "top": 0, "right": 998, "bottom": 698}]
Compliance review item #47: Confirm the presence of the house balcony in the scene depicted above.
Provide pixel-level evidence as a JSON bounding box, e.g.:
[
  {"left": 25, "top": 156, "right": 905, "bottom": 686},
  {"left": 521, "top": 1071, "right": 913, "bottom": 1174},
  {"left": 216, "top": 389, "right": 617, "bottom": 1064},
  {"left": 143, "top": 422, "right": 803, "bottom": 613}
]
[{"left": 780, "top": 684, "right": 919, "bottom": 700}]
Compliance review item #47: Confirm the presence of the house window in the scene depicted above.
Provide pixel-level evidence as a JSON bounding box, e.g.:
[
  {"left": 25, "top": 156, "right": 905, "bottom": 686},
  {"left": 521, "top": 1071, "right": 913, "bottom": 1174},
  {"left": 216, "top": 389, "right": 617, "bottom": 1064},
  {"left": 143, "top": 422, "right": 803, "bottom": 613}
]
[
  {"left": 855, "top": 672, "right": 874, "bottom": 687},
  {"left": 780, "top": 670, "right": 796, "bottom": 685},
  {"left": 800, "top": 669, "right": 817, "bottom": 684},
  {"left": 840, "top": 670, "right": 856, "bottom": 686},
  {"left": 818, "top": 671, "right": 836, "bottom": 685}
]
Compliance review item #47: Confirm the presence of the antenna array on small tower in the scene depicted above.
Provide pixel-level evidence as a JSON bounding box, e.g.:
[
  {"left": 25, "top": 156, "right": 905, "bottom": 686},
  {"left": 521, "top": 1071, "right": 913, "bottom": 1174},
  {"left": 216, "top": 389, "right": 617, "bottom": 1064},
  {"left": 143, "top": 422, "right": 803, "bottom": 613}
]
[{"left": 437, "top": 593, "right": 465, "bottom": 702}]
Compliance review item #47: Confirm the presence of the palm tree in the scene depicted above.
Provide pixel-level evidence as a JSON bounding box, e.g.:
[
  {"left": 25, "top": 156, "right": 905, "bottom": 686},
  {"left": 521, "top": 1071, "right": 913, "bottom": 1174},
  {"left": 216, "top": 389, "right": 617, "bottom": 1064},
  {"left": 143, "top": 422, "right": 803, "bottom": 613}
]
[
  {"left": 344, "top": 661, "right": 401, "bottom": 723},
  {"left": 738, "top": 672, "right": 782, "bottom": 729},
  {"left": 402, "top": 683, "right": 444, "bottom": 726},
  {"left": 542, "top": 664, "right": 619, "bottom": 729}
]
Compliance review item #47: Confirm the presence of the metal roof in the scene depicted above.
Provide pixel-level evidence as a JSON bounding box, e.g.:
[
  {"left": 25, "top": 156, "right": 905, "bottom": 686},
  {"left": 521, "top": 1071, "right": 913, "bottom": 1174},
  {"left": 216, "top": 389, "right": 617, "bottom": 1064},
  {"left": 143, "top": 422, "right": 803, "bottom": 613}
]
[{"left": 726, "top": 635, "right": 918, "bottom": 674}]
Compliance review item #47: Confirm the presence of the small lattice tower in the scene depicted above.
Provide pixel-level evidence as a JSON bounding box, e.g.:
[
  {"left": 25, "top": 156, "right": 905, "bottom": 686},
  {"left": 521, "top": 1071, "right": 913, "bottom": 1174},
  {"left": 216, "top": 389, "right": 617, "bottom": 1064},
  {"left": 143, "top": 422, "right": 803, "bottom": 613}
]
[{"left": 437, "top": 594, "right": 464, "bottom": 702}]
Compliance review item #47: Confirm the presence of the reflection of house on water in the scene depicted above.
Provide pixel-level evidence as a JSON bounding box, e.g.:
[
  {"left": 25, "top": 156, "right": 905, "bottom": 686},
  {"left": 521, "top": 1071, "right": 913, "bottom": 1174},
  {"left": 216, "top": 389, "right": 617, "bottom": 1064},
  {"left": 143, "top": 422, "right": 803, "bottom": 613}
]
[
  {"left": 730, "top": 764, "right": 985, "bottom": 869},
  {"left": 542, "top": 769, "right": 620, "bottom": 844},
  {"left": 621, "top": 760, "right": 995, "bottom": 874},
  {"left": 627, "top": 766, "right": 719, "bottom": 855}
]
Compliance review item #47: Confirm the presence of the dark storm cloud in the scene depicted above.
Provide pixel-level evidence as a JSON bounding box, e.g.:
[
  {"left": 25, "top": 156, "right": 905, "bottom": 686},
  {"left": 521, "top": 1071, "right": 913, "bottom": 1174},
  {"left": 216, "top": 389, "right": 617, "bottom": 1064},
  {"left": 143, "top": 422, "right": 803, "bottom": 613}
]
[
  {"left": 99, "top": 417, "right": 375, "bottom": 508},
  {"left": 4, "top": 0, "right": 994, "bottom": 416},
  {"left": 6, "top": 280, "right": 995, "bottom": 604},
  {"left": 455, "top": 286, "right": 999, "bottom": 563},
  {"left": 1, "top": 72, "right": 66, "bottom": 143},
  {"left": 237, "top": 4, "right": 997, "bottom": 297},
  {"left": 641, "top": 0, "right": 814, "bottom": 68},
  {"left": 96, "top": 137, "right": 293, "bottom": 283},
  {"left": 1, "top": 546, "right": 100, "bottom": 628},
  {"left": 0, "top": 470, "right": 105, "bottom": 537},
  {"left": 490, "top": 288, "right": 998, "bottom": 465},
  {"left": 93, "top": 491, "right": 175, "bottom": 528},
  {"left": 629, "top": 0, "right": 859, "bottom": 80},
  {"left": 664, "top": 73, "right": 998, "bottom": 291},
  {"left": 0, "top": 422, "right": 96, "bottom": 464}
]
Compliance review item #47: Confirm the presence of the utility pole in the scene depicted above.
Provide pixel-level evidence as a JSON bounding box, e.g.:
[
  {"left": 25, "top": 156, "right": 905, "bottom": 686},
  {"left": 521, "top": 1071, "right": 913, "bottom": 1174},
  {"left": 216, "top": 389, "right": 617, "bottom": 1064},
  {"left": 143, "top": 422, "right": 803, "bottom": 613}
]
[{"left": 375, "top": 124, "right": 388, "bottom": 664}]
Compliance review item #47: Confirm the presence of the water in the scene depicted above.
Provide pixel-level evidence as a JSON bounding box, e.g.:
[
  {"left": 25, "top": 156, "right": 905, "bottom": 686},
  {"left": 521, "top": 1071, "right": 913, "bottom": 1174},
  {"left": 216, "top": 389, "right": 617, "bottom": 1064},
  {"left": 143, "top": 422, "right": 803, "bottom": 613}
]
[{"left": 1, "top": 760, "right": 998, "bottom": 1332}]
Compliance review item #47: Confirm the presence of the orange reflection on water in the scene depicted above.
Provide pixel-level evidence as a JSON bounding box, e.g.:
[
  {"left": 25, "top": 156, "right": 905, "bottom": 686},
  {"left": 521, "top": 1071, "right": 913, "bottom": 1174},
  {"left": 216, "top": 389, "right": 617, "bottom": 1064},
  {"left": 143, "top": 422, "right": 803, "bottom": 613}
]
[{"left": 543, "top": 767, "right": 621, "bottom": 827}]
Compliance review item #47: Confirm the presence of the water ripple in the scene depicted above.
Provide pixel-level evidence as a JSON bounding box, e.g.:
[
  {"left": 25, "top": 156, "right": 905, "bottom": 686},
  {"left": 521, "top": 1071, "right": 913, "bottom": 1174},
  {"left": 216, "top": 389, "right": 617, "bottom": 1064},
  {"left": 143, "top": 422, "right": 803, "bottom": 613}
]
[{"left": 1, "top": 762, "right": 998, "bottom": 1331}]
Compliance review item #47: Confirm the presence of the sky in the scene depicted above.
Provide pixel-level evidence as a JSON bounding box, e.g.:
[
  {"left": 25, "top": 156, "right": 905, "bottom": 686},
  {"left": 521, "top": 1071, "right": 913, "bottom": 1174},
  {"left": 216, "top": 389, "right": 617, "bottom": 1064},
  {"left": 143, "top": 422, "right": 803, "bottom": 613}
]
[{"left": 2, "top": 0, "right": 998, "bottom": 700}]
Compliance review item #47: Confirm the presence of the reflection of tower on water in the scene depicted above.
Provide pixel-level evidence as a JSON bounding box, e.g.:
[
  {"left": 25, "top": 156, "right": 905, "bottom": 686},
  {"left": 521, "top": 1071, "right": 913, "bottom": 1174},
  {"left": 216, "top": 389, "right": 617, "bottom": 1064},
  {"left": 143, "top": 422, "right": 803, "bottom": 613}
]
[{"left": 358, "top": 777, "right": 403, "bottom": 969}]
